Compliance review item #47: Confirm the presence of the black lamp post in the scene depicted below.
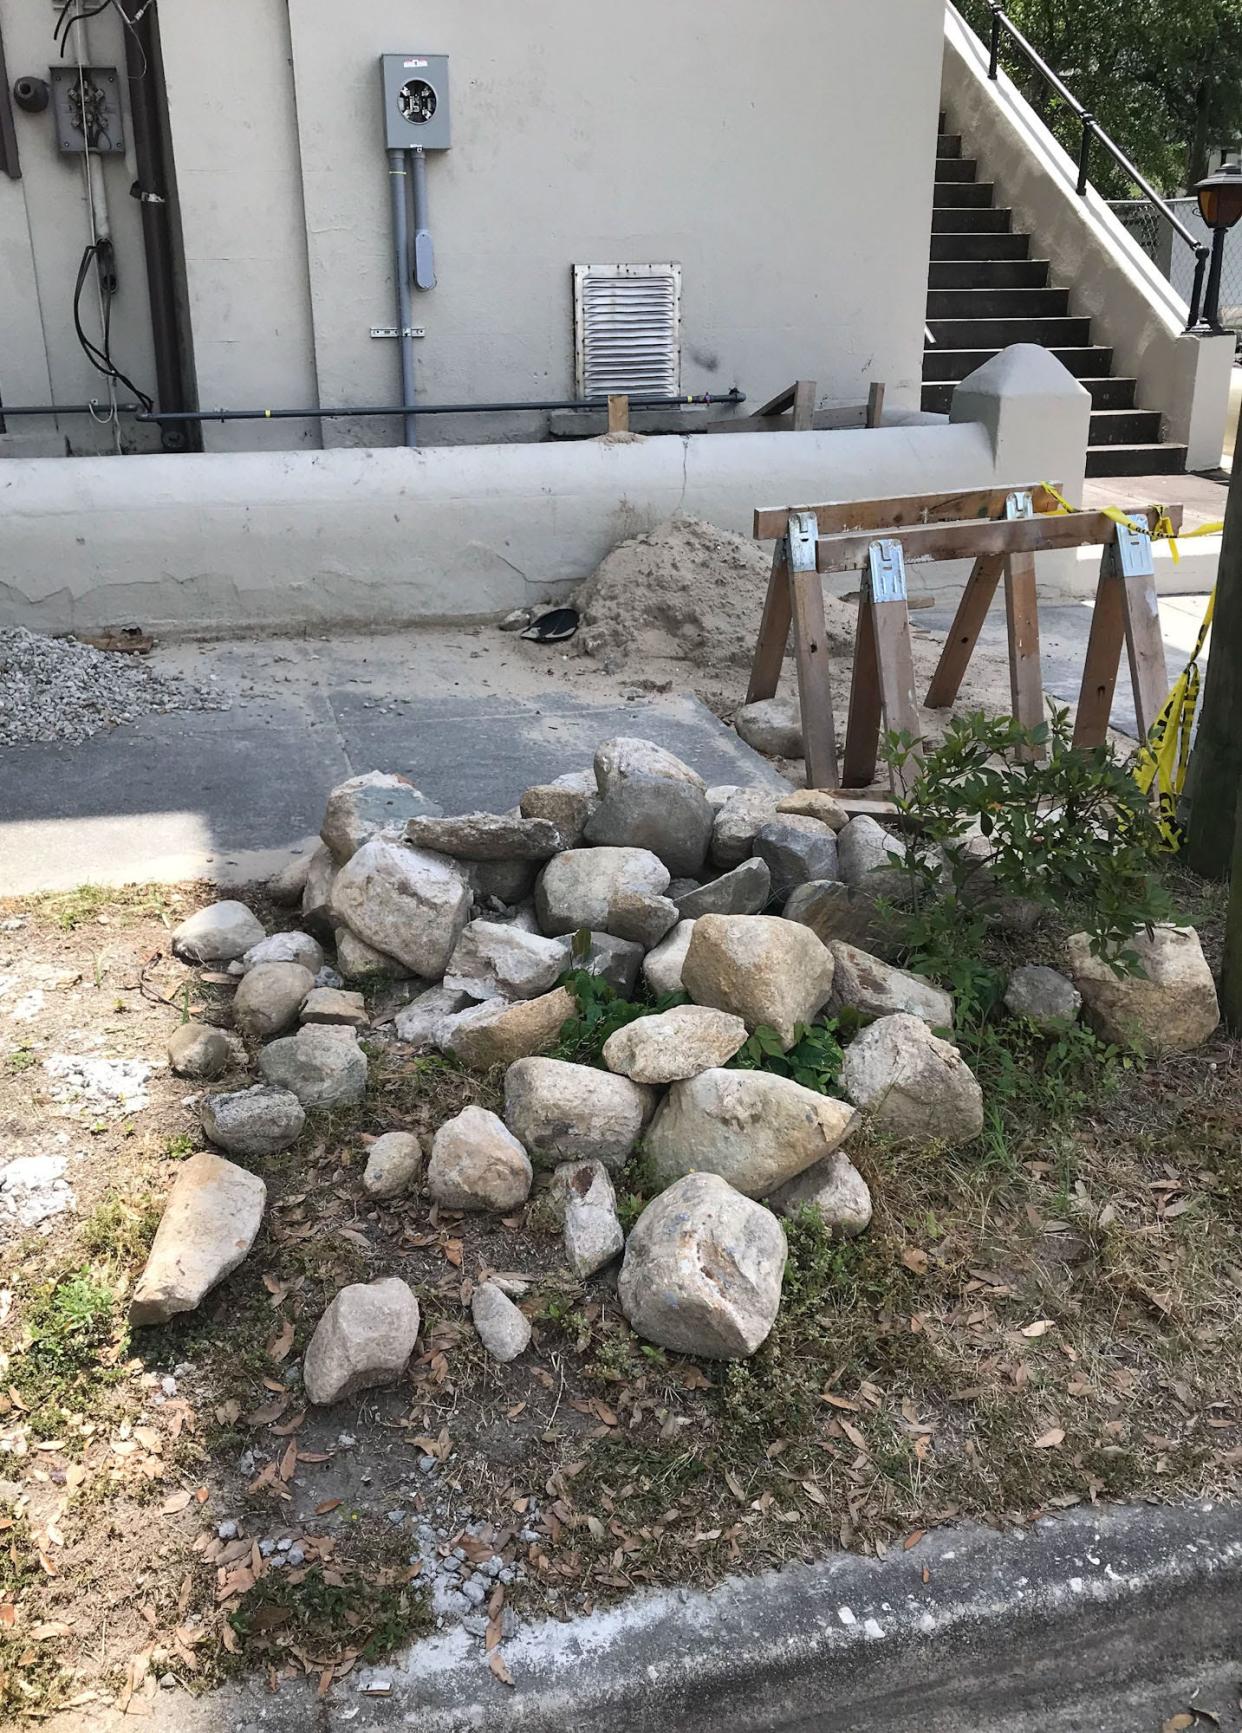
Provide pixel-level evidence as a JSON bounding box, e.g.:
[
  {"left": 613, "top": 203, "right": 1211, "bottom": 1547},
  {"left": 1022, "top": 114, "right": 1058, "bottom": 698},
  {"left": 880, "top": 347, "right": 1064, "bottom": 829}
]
[{"left": 1194, "top": 162, "right": 1242, "bottom": 332}]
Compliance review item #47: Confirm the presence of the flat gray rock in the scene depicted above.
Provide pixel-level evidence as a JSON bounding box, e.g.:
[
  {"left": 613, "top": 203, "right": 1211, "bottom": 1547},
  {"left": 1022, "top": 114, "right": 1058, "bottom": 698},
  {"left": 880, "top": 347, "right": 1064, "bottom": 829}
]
[
  {"left": 404, "top": 813, "right": 562, "bottom": 862},
  {"left": 444, "top": 920, "right": 570, "bottom": 1002},
  {"left": 766, "top": 1151, "right": 873, "bottom": 1236},
  {"left": 602, "top": 1005, "right": 748, "bottom": 1085},
  {"left": 674, "top": 857, "right": 771, "bottom": 920},
  {"left": 582, "top": 932, "right": 644, "bottom": 997},
  {"left": 828, "top": 942, "right": 953, "bottom": 1028},
  {"left": 1004, "top": 963, "right": 1082, "bottom": 1030},
  {"left": 840, "top": 1013, "right": 983, "bottom": 1148},
  {"left": 427, "top": 1106, "right": 533, "bottom": 1212},
  {"left": 394, "top": 985, "right": 473, "bottom": 1047},
  {"left": 645, "top": 1067, "right": 856, "bottom": 1196},
  {"left": 471, "top": 1281, "right": 532, "bottom": 1362},
  {"left": 643, "top": 920, "right": 696, "bottom": 997},
  {"left": 734, "top": 695, "right": 803, "bottom": 758},
  {"left": 535, "top": 847, "right": 670, "bottom": 938},
  {"left": 130, "top": 1153, "right": 266, "bottom": 1327},
  {"left": 549, "top": 1162, "right": 625, "bottom": 1278},
  {"left": 754, "top": 817, "right": 839, "bottom": 904},
  {"left": 172, "top": 900, "right": 265, "bottom": 964},
  {"left": 583, "top": 778, "right": 714, "bottom": 878},
  {"left": 167, "top": 1022, "right": 231, "bottom": 1081},
  {"left": 504, "top": 1057, "right": 655, "bottom": 1172},
  {"left": 240, "top": 931, "right": 325, "bottom": 976},
  {"left": 711, "top": 788, "right": 782, "bottom": 869},
  {"left": 232, "top": 961, "right": 314, "bottom": 1041},
  {"left": 321, "top": 771, "right": 441, "bottom": 864},
  {"left": 363, "top": 1131, "right": 423, "bottom": 1199}
]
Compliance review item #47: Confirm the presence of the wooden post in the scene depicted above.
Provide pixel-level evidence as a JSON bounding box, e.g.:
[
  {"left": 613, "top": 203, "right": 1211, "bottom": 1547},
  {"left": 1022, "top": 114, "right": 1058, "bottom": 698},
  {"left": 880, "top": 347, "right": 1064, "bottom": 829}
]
[
  {"left": 607, "top": 394, "right": 630, "bottom": 434},
  {"left": 842, "top": 540, "right": 921, "bottom": 795},
  {"left": 746, "top": 538, "right": 793, "bottom": 704},
  {"left": 1072, "top": 521, "right": 1168, "bottom": 751},
  {"left": 786, "top": 511, "right": 837, "bottom": 787},
  {"left": 865, "top": 381, "right": 886, "bottom": 429},
  {"left": 792, "top": 380, "right": 816, "bottom": 432},
  {"left": 925, "top": 554, "right": 1005, "bottom": 708}
]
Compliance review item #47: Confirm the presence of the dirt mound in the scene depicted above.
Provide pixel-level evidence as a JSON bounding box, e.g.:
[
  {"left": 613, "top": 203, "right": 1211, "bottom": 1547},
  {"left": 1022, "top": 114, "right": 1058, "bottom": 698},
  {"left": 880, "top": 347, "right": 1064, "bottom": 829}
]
[{"left": 576, "top": 516, "right": 856, "bottom": 675}]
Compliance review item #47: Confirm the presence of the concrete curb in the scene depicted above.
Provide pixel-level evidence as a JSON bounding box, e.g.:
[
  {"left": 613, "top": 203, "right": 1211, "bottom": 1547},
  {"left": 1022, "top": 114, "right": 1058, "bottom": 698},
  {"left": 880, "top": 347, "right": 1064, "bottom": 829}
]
[{"left": 86, "top": 1501, "right": 1242, "bottom": 1732}]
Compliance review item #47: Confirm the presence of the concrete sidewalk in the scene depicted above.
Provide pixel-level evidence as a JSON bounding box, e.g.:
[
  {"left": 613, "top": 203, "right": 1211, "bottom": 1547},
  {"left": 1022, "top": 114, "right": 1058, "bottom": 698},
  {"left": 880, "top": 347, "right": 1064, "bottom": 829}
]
[
  {"left": 0, "top": 626, "right": 785, "bottom": 895},
  {"left": 46, "top": 1501, "right": 1242, "bottom": 1733}
]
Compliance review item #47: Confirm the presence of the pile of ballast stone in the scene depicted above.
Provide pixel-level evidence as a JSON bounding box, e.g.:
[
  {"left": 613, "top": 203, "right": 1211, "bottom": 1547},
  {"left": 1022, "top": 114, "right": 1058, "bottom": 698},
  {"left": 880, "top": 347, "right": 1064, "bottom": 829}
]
[{"left": 126, "top": 739, "right": 1223, "bottom": 1392}]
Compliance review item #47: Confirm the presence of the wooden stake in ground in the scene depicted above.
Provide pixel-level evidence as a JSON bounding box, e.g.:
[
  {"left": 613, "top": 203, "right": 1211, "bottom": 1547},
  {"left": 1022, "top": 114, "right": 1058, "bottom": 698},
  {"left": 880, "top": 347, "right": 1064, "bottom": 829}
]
[{"left": 1187, "top": 453, "right": 1242, "bottom": 878}]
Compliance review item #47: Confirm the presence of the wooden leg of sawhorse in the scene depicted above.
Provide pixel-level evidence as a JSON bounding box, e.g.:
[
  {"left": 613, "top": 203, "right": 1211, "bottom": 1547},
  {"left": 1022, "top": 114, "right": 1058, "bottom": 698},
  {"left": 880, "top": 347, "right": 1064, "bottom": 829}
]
[
  {"left": 1073, "top": 525, "right": 1169, "bottom": 750},
  {"left": 925, "top": 553, "right": 1004, "bottom": 708},
  {"left": 746, "top": 538, "right": 792, "bottom": 703},
  {"left": 842, "top": 539, "right": 922, "bottom": 796},
  {"left": 787, "top": 515, "right": 838, "bottom": 789},
  {"left": 1004, "top": 549, "right": 1045, "bottom": 759}
]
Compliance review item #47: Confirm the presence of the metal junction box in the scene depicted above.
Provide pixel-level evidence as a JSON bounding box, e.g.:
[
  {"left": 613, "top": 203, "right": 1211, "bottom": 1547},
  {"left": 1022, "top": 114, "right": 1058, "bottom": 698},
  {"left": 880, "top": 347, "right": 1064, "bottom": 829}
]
[{"left": 380, "top": 54, "right": 451, "bottom": 151}]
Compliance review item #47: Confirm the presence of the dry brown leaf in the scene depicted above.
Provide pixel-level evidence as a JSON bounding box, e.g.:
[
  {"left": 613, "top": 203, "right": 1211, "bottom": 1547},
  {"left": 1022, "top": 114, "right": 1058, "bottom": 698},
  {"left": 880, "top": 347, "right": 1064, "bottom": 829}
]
[
  {"left": 267, "top": 1318, "right": 295, "bottom": 1364},
  {"left": 1032, "top": 1427, "right": 1066, "bottom": 1449},
  {"left": 901, "top": 1248, "right": 929, "bottom": 1276},
  {"left": 1022, "top": 1320, "right": 1055, "bottom": 1338},
  {"left": 316, "top": 1499, "right": 343, "bottom": 1515},
  {"left": 161, "top": 1490, "right": 192, "bottom": 1515},
  {"left": 488, "top": 1647, "right": 515, "bottom": 1687},
  {"left": 903, "top": 1530, "right": 926, "bottom": 1551},
  {"left": 0, "top": 1604, "right": 15, "bottom": 1628},
  {"left": 1161, "top": 1716, "right": 1194, "bottom": 1732}
]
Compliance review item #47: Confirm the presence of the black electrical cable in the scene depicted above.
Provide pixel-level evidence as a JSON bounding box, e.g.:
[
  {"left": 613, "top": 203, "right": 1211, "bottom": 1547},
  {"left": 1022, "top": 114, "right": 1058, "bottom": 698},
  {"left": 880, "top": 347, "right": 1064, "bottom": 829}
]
[
  {"left": 72, "top": 241, "right": 153, "bottom": 411},
  {"left": 55, "top": 0, "right": 116, "bottom": 57}
]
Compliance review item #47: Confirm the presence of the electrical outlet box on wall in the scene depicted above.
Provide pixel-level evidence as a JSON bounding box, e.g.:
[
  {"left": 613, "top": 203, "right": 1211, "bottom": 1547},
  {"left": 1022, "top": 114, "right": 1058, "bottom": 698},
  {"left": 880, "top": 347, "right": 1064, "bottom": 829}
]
[{"left": 380, "top": 54, "right": 450, "bottom": 151}]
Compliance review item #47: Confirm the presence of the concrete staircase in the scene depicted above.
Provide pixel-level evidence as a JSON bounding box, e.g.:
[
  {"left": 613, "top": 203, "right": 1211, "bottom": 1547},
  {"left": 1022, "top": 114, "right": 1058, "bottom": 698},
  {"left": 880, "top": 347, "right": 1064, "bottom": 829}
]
[{"left": 923, "top": 117, "right": 1188, "bottom": 477}]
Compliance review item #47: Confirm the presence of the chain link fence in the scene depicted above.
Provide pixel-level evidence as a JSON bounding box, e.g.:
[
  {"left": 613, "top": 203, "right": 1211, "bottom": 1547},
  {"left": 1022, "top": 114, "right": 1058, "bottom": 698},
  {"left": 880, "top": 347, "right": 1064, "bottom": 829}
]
[{"left": 1110, "top": 198, "right": 1242, "bottom": 340}]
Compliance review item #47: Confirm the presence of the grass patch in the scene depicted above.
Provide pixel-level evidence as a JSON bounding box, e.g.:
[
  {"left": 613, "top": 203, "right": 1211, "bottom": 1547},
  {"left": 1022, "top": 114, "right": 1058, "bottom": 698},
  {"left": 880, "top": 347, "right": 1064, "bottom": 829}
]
[
  {"left": 225, "top": 1552, "right": 431, "bottom": 1676},
  {"left": 78, "top": 1191, "right": 162, "bottom": 1272},
  {"left": 10, "top": 1271, "right": 127, "bottom": 1440}
]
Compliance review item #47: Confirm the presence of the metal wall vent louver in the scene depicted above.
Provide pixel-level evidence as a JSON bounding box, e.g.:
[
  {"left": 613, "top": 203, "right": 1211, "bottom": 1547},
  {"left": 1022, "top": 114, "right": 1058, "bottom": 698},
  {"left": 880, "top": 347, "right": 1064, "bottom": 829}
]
[{"left": 573, "top": 263, "right": 682, "bottom": 400}]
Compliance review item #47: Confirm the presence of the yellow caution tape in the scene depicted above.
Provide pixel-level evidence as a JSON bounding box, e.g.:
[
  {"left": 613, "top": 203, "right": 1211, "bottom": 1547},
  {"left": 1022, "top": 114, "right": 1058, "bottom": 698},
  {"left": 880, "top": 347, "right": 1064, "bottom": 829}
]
[{"left": 1037, "top": 484, "right": 1221, "bottom": 850}]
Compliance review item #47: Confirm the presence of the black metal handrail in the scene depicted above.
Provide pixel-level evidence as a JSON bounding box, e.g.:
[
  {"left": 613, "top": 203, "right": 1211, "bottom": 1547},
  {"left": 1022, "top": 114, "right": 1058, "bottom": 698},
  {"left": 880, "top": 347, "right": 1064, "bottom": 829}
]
[{"left": 982, "top": 2, "right": 1210, "bottom": 332}]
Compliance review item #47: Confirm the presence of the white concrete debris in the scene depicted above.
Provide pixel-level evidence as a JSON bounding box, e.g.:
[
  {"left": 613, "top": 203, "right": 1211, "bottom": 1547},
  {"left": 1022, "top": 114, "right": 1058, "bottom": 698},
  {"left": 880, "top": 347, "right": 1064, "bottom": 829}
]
[
  {"left": 44, "top": 1053, "right": 155, "bottom": 1115},
  {"left": 0, "top": 1154, "right": 76, "bottom": 1231}
]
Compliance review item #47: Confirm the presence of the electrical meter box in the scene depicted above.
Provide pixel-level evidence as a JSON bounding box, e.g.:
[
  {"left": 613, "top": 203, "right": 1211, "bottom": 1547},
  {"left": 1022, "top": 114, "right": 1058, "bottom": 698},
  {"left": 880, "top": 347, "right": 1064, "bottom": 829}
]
[{"left": 381, "top": 54, "right": 451, "bottom": 151}]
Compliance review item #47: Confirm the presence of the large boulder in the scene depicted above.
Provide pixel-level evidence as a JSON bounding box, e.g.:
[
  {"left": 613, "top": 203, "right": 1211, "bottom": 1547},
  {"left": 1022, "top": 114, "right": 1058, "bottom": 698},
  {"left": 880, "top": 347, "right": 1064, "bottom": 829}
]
[
  {"left": 734, "top": 695, "right": 802, "bottom": 758},
  {"left": 840, "top": 1013, "right": 983, "bottom": 1146},
  {"left": 130, "top": 1153, "right": 266, "bottom": 1326},
  {"left": 783, "top": 879, "right": 886, "bottom": 951},
  {"left": 605, "top": 890, "right": 680, "bottom": 949},
  {"left": 200, "top": 1084, "right": 305, "bottom": 1157},
  {"left": 444, "top": 920, "right": 570, "bottom": 1002},
  {"left": 167, "top": 1022, "right": 231, "bottom": 1081},
  {"left": 330, "top": 837, "right": 471, "bottom": 978},
  {"left": 503, "top": 1057, "right": 655, "bottom": 1172},
  {"left": 619, "top": 1173, "right": 787, "bottom": 1359},
  {"left": 711, "top": 789, "right": 781, "bottom": 870},
  {"left": 269, "top": 852, "right": 313, "bottom": 907},
  {"left": 681, "top": 914, "right": 835, "bottom": 1049},
  {"left": 1066, "top": 925, "right": 1219, "bottom": 1052},
  {"left": 766, "top": 1151, "right": 873, "bottom": 1236},
  {"left": 602, "top": 1005, "right": 748, "bottom": 1084},
  {"left": 754, "top": 816, "right": 839, "bottom": 904},
  {"left": 403, "top": 813, "right": 561, "bottom": 861},
  {"left": 232, "top": 962, "right": 314, "bottom": 1041},
  {"left": 471, "top": 1282, "right": 531, "bottom": 1363},
  {"left": 172, "top": 901, "right": 265, "bottom": 964},
  {"left": 643, "top": 919, "right": 696, "bottom": 996},
  {"left": 301, "top": 987, "right": 368, "bottom": 1029},
  {"left": 827, "top": 942, "right": 953, "bottom": 1027},
  {"left": 520, "top": 771, "right": 600, "bottom": 850},
  {"left": 583, "top": 782, "right": 713, "bottom": 879},
  {"left": 321, "top": 772, "right": 441, "bottom": 865},
  {"left": 645, "top": 1067, "right": 856, "bottom": 1196},
  {"left": 1004, "top": 964, "right": 1082, "bottom": 1031},
  {"left": 303, "top": 1277, "right": 420, "bottom": 1405},
  {"left": 548, "top": 1161, "right": 625, "bottom": 1278},
  {"left": 594, "top": 737, "right": 706, "bottom": 793},
  {"left": 535, "top": 847, "right": 670, "bottom": 938},
  {"left": 439, "top": 987, "right": 575, "bottom": 1070},
  {"left": 240, "top": 931, "right": 325, "bottom": 976},
  {"left": 257, "top": 1026, "right": 368, "bottom": 1109},
  {"left": 674, "top": 858, "right": 771, "bottom": 920},
  {"left": 427, "top": 1107, "right": 533, "bottom": 1212},
  {"left": 836, "top": 816, "right": 914, "bottom": 902},
  {"left": 362, "top": 1131, "right": 423, "bottom": 1200}
]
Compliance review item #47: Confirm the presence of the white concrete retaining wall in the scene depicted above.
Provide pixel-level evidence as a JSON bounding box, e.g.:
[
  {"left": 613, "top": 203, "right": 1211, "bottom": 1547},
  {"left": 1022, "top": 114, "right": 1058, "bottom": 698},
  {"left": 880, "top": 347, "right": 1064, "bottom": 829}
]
[
  {"left": 942, "top": 7, "right": 1234, "bottom": 470},
  {"left": 0, "top": 344, "right": 1097, "bottom": 635}
]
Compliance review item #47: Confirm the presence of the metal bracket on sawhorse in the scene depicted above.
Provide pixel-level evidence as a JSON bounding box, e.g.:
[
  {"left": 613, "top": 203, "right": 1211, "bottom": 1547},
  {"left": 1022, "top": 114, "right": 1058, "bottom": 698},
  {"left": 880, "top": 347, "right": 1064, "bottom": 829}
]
[
  {"left": 1072, "top": 515, "right": 1169, "bottom": 750},
  {"left": 924, "top": 489, "right": 1045, "bottom": 759},
  {"left": 841, "top": 539, "right": 922, "bottom": 796},
  {"left": 745, "top": 509, "right": 838, "bottom": 787}
]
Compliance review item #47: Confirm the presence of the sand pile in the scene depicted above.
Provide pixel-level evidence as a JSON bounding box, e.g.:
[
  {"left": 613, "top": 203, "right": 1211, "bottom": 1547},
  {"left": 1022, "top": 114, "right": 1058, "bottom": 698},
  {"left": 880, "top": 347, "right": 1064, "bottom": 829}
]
[{"left": 576, "top": 517, "right": 857, "bottom": 675}]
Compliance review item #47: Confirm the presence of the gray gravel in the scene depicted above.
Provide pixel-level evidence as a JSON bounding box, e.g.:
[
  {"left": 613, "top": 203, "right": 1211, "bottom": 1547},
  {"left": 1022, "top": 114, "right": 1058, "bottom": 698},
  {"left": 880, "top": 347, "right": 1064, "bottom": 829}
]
[{"left": 0, "top": 627, "right": 229, "bottom": 747}]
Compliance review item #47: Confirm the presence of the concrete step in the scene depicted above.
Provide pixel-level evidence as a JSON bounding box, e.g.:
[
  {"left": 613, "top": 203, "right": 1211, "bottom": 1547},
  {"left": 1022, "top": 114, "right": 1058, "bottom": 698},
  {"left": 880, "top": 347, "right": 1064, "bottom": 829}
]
[
  {"left": 928, "top": 258, "right": 1051, "bottom": 288},
  {"left": 931, "top": 207, "right": 1013, "bottom": 232},
  {"left": 1089, "top": 407, "right": 1164, "bottom": 446},
  {"left": 922, "top": 343, "right": 1114, "bottom": 381},
  {"left": 937, "top": 132, "right": 963, "bottom": 158},
  {"left": 934, "top": 156, "right": 978, "bottom": 183},
  {"left": 930, "top": 231, "right": 1030, "bottom": 259},
  {"left": 933, "top": 181, "right": 996, "bottom": 208},
  {"left": 1086, "top": 441, "right": 1188, "bottom": 476},
  {"left": 922, "top": 373, "right": 1141, "bottom": 414},
  {"left": 926, "top": 314, "right": 1093, "bottom": 347},
  {"left": 926, "top": 286, "right": 1069, "bottom": 318}
]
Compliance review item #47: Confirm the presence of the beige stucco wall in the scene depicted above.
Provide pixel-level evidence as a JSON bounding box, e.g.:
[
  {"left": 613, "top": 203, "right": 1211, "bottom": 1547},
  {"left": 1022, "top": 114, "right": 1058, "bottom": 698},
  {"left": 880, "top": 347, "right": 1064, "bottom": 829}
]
[{"left": 0, "top": 0, "right": 160, "bottom": 454}]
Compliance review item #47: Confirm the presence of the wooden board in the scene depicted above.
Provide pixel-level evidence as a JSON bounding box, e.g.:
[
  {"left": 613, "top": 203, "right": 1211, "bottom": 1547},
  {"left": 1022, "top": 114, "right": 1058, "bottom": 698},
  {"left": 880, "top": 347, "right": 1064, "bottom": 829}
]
[
  {"left": 1121, "top": 573, "right": 1171, "bottom": 743},
  {"left": 792, "top": 379, "right": 816, "bottom": 433},
  {"left": 842, "top": 590, "right": 882, "bottom": 789},
  {"left": 753, "top": 484, "right": 1062, "bottom": 541},
  {"left": 865, "top": 381, "right": 886, "bottom": 429},
  {"left": 789, "top": 564, "right": 837, "bottom": 788},
  {"left": 813, "top": 504, "right": 1183, "bottom": 575},
  {"left": 874, "top": 597, "right": 923, "bottom": 795},
  {"left": 1003, "top": 550, "right": 1044, "bottom": 755},
  {"left": 745, "top": 539, "right": 793, "bottom": 704},
  {"left": 1072, "top": 557, "right": 1127, "bottom": 748},
  {"left": 607, "top": 395, "right": 629, "bottom": 434},
  {"left": 924, "top": 553, "right": 1005, "bottom": 708}
]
